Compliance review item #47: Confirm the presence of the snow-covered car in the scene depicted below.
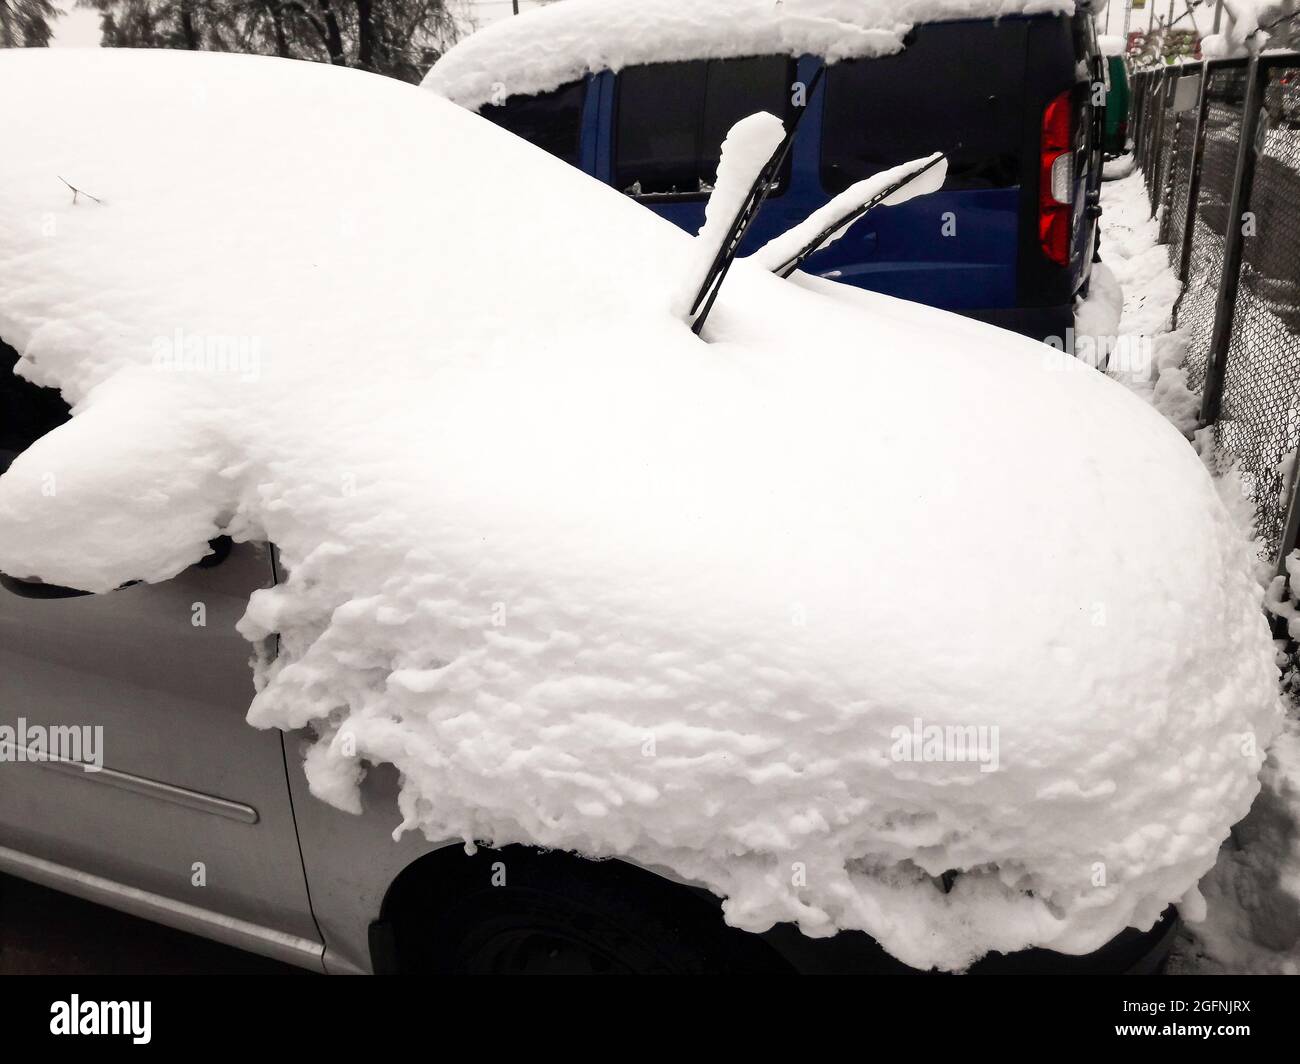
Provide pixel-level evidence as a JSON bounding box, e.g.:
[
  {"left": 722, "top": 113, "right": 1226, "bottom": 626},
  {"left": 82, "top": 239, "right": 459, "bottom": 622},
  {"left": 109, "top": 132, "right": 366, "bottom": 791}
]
[{"left": 0, "top": 46, "right": 1281, "bottom": 974}]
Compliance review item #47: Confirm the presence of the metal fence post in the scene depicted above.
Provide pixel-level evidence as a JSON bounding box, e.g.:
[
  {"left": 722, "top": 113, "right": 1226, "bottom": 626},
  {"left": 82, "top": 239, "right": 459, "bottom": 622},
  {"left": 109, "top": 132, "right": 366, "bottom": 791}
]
[
  {"left": 1138, "top": 69, "right": 1159, "bottom": 175},
  {"left": 1199, "top": 54, "right": 1265, "bottom": 426},
  {"left": 1176, "top": 61, "right": 1211, "bottom": 282},
  {"left": 1148, "top": 67, "right": 1172, "bottom": 214},
  {"left": 1133, "top": 70, "right": 1148, "bottom": 166},
  {"left": 1143, "top": 70, "right": 1161, "bottom": 178},
  {"left": 1137, "top": 70, "right": 1152, "bottom": 176},
  {"left": 1277, "top": 465, "right": 1300, "bottom": 576},
  {"left": 1158, "top": 81, "right": 1180, "bottom": 239}
]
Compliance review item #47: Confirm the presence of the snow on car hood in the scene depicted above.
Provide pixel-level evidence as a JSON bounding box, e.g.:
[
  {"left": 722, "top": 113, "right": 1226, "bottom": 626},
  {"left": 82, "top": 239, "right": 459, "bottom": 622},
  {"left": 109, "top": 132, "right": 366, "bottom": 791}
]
[
  {"left": 423, "top": 0, "right": 1077, "bottom": 110},
  {"left": 0, "top": 48, "right": 1282, "bottom": 971}
]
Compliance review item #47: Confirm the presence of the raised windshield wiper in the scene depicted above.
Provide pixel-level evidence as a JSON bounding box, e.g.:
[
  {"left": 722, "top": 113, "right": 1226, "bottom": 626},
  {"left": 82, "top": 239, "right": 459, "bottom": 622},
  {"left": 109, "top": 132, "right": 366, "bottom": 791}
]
[
  {"left": 685, "top": 64, "right": 825, "bottom": 336},
  {"left": 756, "top": 153, "right": 948, "bottom": 279}
]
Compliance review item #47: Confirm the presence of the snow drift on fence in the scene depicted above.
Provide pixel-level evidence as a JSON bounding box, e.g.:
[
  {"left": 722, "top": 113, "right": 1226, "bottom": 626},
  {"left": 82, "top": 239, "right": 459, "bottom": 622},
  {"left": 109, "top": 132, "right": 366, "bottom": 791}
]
[
  {"left": 0, "top": 48, "right": 1283, "bottom": 971},
  {"left": 423, "top": 0, "right": 1077, "bottom": 111},
  {"left": 1099, "top": 168, "right": 1300, "bottom": 974}
]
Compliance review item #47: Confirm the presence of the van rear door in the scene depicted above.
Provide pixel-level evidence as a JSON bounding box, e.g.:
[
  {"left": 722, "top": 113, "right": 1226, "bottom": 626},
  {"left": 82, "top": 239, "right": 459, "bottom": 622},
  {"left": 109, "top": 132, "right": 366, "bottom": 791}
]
[{"left": 810, "top": 19, "right": 1029, "bottom": 312}]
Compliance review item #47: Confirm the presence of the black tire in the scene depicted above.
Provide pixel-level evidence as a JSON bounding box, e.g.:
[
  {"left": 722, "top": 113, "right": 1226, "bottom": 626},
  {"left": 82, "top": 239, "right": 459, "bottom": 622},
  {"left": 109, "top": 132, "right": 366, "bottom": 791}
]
[{"left": 385, "top": 845, "right": 789, "bottom": 975}]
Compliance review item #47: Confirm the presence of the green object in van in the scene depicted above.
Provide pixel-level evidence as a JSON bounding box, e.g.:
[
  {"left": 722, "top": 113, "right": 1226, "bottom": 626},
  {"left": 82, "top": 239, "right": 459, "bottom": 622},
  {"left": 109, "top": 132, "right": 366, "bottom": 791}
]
[{"left": 1103, "top": 54, "right": 1131, "bottom": 157}]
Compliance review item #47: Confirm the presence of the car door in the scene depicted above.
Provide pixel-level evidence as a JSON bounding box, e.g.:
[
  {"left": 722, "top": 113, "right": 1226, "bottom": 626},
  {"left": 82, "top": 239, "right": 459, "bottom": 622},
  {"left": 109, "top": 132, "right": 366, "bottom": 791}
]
[{"left": 0, "top": 342, "right": 320, "bottom": 961}]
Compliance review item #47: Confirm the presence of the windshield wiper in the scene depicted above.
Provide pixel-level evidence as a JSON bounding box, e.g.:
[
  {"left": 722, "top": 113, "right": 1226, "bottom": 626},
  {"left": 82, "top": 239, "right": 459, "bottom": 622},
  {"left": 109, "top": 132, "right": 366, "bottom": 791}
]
[
  {"left": 686, "top": 64, "right": 825, "bottom": 336},
  {"left": 763, "top": 153, "right": 948, "bottom": 279}
]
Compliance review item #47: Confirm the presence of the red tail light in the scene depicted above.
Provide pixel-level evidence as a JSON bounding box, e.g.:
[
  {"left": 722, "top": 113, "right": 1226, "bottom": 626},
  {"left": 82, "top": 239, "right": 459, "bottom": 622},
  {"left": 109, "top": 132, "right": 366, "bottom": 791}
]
[{"left": 1039, "top": 89, "right": 1074, "bottom": 266}]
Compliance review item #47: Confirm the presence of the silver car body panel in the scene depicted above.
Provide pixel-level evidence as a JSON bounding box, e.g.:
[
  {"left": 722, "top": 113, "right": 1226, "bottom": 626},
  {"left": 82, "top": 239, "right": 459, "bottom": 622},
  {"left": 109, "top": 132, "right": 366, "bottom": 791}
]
[
  {"left": 0, "top": 841, "right": 325, "bottom": 970},
  {"left": 0, "top": 534, "right": 707, "bottom": 974},
  {"left": 0, "top": 541, "right": 322, "bottom": 960}
]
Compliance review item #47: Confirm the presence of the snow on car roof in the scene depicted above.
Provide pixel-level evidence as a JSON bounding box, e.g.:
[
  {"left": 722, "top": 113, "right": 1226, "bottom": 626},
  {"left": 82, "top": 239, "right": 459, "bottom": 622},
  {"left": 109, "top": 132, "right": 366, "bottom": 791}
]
[
  {"left": 424, "top": 0, "right": 1079, "bottom": 110},
  {"left": 0, "top": 47, "right": 1281, "bottom": 972}
]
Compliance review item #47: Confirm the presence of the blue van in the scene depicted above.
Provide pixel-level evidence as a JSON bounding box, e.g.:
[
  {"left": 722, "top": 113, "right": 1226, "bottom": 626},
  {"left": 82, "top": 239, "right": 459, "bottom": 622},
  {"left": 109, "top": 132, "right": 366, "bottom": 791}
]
[{"left": 462, "top": 11, "right": 1104, "bottom": 344}]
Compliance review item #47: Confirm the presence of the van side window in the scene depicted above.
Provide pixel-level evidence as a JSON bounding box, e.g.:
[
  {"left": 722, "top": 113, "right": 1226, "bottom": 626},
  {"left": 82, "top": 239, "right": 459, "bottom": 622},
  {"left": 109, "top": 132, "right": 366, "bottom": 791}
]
[
  {"left": 615, "top": 56, "right": 795, "bottom": 198},
  {"left": 480, "top": 80, "right": 587, "bottom": 167},
  {"left": 0, "top": 337, "right": 70, "bottom": 472},
  {"left": 820, "top": 21, "right": 1027, "bottom": 195}
]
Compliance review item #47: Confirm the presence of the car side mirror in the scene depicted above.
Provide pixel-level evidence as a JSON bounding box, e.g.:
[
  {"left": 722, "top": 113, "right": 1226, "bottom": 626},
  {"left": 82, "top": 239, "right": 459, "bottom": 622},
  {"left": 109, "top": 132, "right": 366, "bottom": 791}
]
[
  {"left": 0, "top": 449, "right": 95, "bottom": 598},
  {"left": 0, "top": 453, "right": 231, "bottom": 600}
]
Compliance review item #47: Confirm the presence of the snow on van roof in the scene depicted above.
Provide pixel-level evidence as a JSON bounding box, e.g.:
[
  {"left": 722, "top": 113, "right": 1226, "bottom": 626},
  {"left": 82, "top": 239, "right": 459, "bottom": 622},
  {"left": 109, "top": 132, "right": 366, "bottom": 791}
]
[{"left": 424, "top": 0, "right": 1078, "bottom": 110}]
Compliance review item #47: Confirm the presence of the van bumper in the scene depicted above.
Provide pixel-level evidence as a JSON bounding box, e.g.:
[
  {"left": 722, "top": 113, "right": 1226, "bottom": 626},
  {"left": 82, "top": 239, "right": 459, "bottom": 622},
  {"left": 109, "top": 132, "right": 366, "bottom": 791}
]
[{"left": 961, "top": 303, "right": 1075, "bottom": 347}]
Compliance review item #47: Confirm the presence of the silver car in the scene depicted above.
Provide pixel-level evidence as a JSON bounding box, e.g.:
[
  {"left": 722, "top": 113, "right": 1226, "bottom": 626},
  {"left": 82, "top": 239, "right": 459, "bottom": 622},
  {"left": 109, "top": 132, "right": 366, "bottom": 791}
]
[{"left": 0, "top": 347, "right": 1178, "bottom": 974}]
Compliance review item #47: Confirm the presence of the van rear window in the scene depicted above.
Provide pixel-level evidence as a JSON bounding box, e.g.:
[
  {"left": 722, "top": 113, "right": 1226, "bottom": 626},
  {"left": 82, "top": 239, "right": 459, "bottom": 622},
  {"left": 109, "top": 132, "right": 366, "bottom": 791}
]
[
  {"left": 820, "top": 20, "right": 1028, "bottom": 194},
  {"left": 615, "top": 56, "right": 795, "bottom": 197},
  {"left": 480, "top": 81, "right": 587, "bottom": 167}
]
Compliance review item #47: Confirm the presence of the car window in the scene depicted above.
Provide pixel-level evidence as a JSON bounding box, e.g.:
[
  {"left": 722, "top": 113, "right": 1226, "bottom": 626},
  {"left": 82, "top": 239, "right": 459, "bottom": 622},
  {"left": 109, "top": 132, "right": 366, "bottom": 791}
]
[
  {"left": 615, "top": 56, "right": 795, "bottom": 198},
  {"left": 480, "top": 80, "right": 587, "bottom": 167},
  {"left": 820, "top": 20, "right": 1028, "bottom": 194}
]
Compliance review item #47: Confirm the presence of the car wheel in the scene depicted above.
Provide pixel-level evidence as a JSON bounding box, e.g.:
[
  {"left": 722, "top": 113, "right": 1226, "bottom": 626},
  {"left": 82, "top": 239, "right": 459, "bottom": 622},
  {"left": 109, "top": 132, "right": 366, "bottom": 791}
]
[{"left": 384, "top": 845, "right": 789, "bottom": 975}]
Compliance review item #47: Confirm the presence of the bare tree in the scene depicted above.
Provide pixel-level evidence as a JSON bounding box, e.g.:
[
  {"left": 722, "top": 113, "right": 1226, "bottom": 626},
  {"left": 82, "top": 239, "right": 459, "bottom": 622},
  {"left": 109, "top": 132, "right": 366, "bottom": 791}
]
[
  {"left": 0, "top": 0, "right": 63, "bottom": 46},
  {"left": 80, "top": 0, "right": 470, "bottom": 82}
]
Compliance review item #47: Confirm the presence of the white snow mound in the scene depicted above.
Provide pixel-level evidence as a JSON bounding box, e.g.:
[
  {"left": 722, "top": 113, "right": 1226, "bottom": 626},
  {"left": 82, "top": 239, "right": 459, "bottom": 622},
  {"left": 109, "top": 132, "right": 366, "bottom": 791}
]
[
  {"left": 1097, "top": 34, "right": 1126, "bottom": 57},
  {"left": 423, "top": 0, "right": 1076, "bottom": 111},
  {"left": 0, "top": 49, "right": 1283, "bottom": 971}
]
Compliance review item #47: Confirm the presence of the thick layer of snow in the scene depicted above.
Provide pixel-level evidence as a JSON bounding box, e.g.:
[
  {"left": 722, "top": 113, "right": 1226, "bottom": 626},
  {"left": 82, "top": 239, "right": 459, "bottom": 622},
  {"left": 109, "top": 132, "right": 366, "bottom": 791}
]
[
  {"left": 423, "top": 0, "right": 1077, "bottom": 110},
  {"left": 0, "top": 49, "right": 1283, "bottom": 971}
]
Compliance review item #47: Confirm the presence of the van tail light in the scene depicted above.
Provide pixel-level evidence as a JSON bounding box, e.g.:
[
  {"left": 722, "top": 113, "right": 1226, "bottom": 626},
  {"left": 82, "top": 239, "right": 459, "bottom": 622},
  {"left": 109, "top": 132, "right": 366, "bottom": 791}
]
[{"left": 1039, "top": 89, "right": 1074, "bottom": 266}]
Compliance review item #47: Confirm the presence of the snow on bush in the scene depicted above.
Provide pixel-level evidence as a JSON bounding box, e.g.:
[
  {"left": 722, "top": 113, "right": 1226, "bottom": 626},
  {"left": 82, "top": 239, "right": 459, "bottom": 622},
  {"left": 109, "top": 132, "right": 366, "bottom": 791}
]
[
  {"left": 423, "top": 0, "right": 1077, "bottom": 111},
  {"left": 0, "top": 49, "right": 1283, "bottom": 971},
  {"left": 1201, "top": 1, "right": 1292, "bottom": 56}
]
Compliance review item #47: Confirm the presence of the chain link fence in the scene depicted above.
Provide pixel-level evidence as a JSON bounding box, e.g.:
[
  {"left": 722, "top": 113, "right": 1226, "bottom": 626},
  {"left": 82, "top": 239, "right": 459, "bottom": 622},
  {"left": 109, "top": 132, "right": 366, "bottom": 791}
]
[
  {"left": 1157, "top": 105, "right": 1195, "bottom": 255},
  {"left": 1174, "top": 63, "right": 1248, "bottom": 393},
  {"left": 1130, "top": 55, "right": 1300, "bottom": 569}
]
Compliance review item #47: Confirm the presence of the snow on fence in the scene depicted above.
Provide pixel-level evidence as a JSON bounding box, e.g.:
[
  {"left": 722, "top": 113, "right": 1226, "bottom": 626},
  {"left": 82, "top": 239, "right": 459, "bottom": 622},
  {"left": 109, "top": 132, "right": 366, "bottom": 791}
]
[{"left": 1130, "top": 54, "right": 1300, "bottom": 574}]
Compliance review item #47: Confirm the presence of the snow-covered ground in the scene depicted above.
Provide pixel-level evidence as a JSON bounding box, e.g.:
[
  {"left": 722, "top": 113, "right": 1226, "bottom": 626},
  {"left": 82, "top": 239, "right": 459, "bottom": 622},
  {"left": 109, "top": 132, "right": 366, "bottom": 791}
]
[
  {"left": 0, "top": 48, "right": 1285, "bottom": 972},
  {"left": 1096, "top": 169, "right": 1300, "bottom": 973},
  {"left": 1096, "top": 168, "right": 1202, "bottom": 435}
]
